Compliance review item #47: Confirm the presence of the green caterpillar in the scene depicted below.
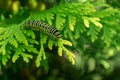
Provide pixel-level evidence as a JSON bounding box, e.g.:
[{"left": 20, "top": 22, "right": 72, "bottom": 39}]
[{"left": 23, "top": 20, "right": 61, "bottom": 39}]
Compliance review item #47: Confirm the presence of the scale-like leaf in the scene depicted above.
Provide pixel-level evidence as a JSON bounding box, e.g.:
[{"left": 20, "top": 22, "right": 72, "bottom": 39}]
[
  {"left": 87, "top": 25, "right": 100, "bottom": 42},
  {"left": 21, "top": 52, "right": 33, "bottom": 63},
  {"left": 0, "top": 27, "right": 5, "bottom": 34},
  {"left": 68, "top": 15, "right": 76, "bottom": 31},
  {"left": 56, "top": 14, "right": 66, "bottom": 29},
  {"left": 9, "top": 37, "right": 18, "bottom": 48},
  {"left": 46, "top": 12, "right": 54, "bottom": 25},
  {"left": 22, "top": 30, "right": 35, "bottom": 39},
  {"left": 58, "top": 47, "right": 62, "bottom": 56},
  {"left": 12, "top": 52, "right": 19, "bottom": 63},
  {"left": 15, "top": 28, "right": 28, "bottom": 46},
  {"left": 24, "top": 44, "right": 38, "bottom": 53},
  {"left": 83, "top": 17, "right": 90, "bottom": 28},
  {"left": 0, "top": 45, "right": 6, "bottom": 55},
  {"left": 102, "top": 26, "right": 112, "bottom": 46},
  {"left": 2, "top": 54, "right": 10, "bottom": 65},
  {"left": 90, "top": 17, "right": 103, "bottom": 28},
  {"left": 48, "top": 40, "right": 54, "bottom": 50}
]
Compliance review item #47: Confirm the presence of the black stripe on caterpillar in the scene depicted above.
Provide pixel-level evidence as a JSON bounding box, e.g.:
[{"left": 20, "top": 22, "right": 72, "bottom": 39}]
[{"left": 23, "top": 20, "right": 61, "bottom": 39}]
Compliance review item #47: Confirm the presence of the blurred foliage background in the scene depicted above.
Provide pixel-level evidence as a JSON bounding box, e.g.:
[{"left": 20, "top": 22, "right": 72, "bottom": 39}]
[{"left": 0, "top": 0, "right": 120, "bottom": 80}]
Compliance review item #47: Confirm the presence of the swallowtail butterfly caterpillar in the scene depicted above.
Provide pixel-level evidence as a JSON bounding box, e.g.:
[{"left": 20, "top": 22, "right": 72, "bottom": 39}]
[{"left": 23, "top": 20, "right": 61, "bottom": 39}]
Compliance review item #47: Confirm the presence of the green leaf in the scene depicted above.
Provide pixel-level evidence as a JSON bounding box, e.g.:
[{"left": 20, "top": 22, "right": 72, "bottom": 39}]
[
  {"left": 0, "top": 25, "right": 28, "bottom": 56},
  {"left": 83, "top": 17, "right": 103, "bottom": 28},
  {"left": 0, "top": 27, "right": 5, "bottom": 35},
  {"left": 15, "top": 27, "right": 28, "bottom": 46},
  {"left": 24, "top": 44, "right": 38, "bottom": 53},
  {"left": 74, "top": 26, "right": 80, "bottom": 39},
  {"left": 2, "top": 27, "right": 14, "bottom": 40},
  {"left": 58, "top": 47, "right": 62, "bottom": 56},
  {"left": 22, "top": 29, "right": 35, "bottom": 39},
  {"left": 35, "top": 36, "right": 46, "bottom": 67},
  {"left": 27, "top": 38, "right": 39, "bottom": 45},
  {"left": 87, "top": 24, "right": 100, "bottom": 42},
  {"left": 42, "top": 35, "right": 48, "bottom": 44},
  {"left": 83, "top": 17, "right": 90, "bottom": 28},
  {"left": 56, "top": 14, "right": 66, "bottom": 29},
  {"left": 21, "top": 52, "right": 33, "bottom": 63},
  {"left": 2, "top": 54, "right": 10, "bottom": 65},
  {"left": 0, "top": 45, "right": 6, "bottom": 55},
  {"left": 68, "top": 15, "right": 76, "bottom": 31},
  {"left": 9, "top": 36, "right": 18, "bottom": 48},
  {"left": 102, "top": 26, "right": 112, "bottom": 46},
  {"left": 31, "top": 11, "right": 54, "bottom": 24},
  {"left": 62, "top": 39, "right": 72, "bottom": 46},
  {"left": 46, "top": 12, "right": 54, "bottom": 25},
  {"left": 74, "top": 21, "right": 86, "bottom": 39},
  {"left": 57, "top": 39, "right": 75, "bottom": 65},
  {"left": 48, "top": 40, "right": 54, "bottom": 50},
  {"left": 12, "top": 52, "right": 19, "bottom": 63},
  {"left": 90, "top": 17, "right": 103, "bottom": 28}
]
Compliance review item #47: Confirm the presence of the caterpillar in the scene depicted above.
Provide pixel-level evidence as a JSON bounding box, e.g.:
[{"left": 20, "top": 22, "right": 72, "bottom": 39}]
[{"left": 23, "top": 20, "right": 61, "bottom": 39}]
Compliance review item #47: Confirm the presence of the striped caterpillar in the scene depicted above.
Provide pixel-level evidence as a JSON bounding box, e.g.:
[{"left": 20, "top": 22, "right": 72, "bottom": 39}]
[{"left": 23, "top": 20, "right": 61, "bottom": 39}]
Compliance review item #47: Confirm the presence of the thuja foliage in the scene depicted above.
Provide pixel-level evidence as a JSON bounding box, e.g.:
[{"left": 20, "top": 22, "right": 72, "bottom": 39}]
[{"left": 0, "top": 1, "right": 120, "bottom": 70}]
